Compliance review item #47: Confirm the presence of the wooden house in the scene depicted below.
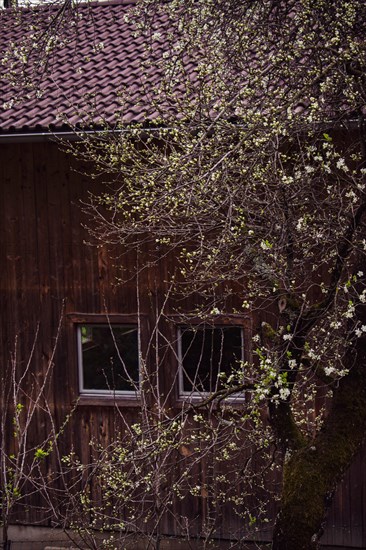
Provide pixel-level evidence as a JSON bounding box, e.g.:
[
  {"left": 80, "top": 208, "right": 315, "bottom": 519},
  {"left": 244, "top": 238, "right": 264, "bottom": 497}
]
[{"left": 1, "top": 2, "right": 366, "bottom": 548}]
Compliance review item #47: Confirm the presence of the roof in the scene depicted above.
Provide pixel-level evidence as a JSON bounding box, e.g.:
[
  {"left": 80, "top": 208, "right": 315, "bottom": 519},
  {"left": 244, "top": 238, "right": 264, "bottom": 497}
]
[
  {"left": 0, "top": 0, "right": 168, "bottom": 133},
  {"left": 1, "top": 2, "right": 358, "bottom": 137}
]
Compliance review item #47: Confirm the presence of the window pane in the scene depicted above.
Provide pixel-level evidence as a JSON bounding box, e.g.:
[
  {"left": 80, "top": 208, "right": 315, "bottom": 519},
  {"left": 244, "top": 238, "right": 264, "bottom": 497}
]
[
  {"left": 80, "top": 325, "right": 139, "bottom": 392},
  {"left": 180, "top": 326, "right": 243, "bottom": 394}
]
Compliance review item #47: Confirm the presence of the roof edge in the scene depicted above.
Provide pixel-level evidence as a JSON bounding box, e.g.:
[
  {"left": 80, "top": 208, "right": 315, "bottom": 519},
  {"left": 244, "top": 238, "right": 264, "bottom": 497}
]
[{"left": 1, "top": 0, "right": 136, "bottom": 13}]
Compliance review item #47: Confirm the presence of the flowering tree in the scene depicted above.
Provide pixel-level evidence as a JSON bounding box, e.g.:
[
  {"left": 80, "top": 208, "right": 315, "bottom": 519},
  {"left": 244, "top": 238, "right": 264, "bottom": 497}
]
[
  {"left": 72, "top": 1, "right": 366, "bottom": 548},
  {"left": 2, "top": 0, "right": 366, "bottom": 548}
]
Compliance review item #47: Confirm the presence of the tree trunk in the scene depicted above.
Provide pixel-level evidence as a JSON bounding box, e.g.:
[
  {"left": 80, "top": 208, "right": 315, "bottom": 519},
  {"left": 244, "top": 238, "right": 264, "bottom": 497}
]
[
  {"left": 272, "top": 449, "right": 334, "bottom": 550},
  {"left": 272, "top": 328, "right": 366, "bottom": 550}
]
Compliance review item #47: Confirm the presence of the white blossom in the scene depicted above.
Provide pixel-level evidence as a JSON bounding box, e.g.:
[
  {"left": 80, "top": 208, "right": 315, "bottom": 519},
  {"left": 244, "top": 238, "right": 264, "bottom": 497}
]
[
  {"left": 324, "top": 366, "right": 335, "bottom": 376},
  {"left": 279, "top": 388, "right": 290, "bottom": 400},
  {"left": 355, "top": 325, "right": 366, "bottom": 338}
]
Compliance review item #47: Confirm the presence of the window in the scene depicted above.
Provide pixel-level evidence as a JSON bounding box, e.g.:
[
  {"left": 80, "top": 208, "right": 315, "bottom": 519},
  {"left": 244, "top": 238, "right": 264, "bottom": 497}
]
[
  {"left": 77, "top": 324, "right": 139, "bottom": 396},
  {"left": 178, "top": 324, "right": 244, "bottom": 397}
]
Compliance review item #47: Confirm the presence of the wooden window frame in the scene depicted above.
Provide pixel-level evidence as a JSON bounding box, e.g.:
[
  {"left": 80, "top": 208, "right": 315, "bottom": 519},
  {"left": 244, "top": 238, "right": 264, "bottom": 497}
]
[
  {"left": 171, "top": 314, "right": 252, "bottom": 404},
  {"left": 69, "top": 313, "right": 148, "bottom": 406}
]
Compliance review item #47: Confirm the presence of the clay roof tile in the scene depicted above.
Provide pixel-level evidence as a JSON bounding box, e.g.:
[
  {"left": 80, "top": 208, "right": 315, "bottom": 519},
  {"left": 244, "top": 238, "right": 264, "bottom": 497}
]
[{"left": 0, "top": 0, "right": 166, "bottom": 133}]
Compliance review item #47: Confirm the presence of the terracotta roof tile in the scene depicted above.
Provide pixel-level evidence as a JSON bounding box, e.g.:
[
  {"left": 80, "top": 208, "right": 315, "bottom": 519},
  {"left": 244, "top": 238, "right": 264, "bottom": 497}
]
[{"left": 0, "top": 0, "right": 167, "bottom": 133}]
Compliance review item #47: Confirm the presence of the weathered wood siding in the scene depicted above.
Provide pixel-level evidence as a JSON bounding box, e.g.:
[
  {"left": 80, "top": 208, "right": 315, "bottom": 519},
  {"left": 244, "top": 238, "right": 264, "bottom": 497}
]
[{"left": 0, "top": 141, "right": 365, "bottom": 547}]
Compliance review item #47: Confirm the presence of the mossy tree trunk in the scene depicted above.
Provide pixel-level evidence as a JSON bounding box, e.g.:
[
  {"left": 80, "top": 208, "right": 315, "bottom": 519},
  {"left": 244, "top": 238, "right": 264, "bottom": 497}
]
[{"left": 272, "top": 324, "right": 366, "bottom": 550}]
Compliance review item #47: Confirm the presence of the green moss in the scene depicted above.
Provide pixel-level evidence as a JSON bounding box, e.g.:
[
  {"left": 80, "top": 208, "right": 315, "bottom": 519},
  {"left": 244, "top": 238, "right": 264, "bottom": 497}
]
[{"left": 273, "top": 352, "right": 366, "bottom": 549}]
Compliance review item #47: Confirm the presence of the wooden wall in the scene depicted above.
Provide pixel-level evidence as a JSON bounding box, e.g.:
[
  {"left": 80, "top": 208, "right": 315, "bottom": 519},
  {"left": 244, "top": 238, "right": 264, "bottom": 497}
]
[
  {"left": 0, "top": 141, "right": 365, "bottom": 547},
  {"left": 0, "top": 140, "right": 143, "bottom": 529}
]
